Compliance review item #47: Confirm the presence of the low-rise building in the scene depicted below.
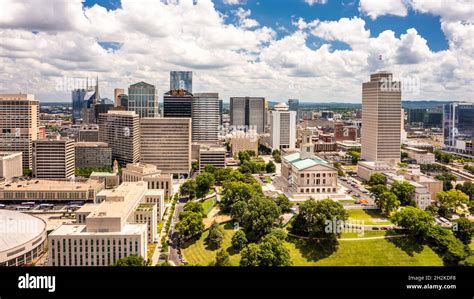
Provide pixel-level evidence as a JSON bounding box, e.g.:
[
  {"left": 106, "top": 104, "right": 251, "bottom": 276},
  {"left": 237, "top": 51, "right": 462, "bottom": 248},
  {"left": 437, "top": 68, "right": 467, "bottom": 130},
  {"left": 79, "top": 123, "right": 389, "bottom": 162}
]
[
  {"left": 229, "top": 131, "right": 258, "bottom": 156},
  {"left": 199, "top": 145, "right": 226, "bottom": 172},
  {"left": 385, "top": 173, "right": 433, "bottom": 209},
  {"left": 0, "top": 179, "right": 104, "bottom": 203},
  {"left": 403, "top": 147, "right": 435, "bottom": 164},
  {"left": 121, "top": 163, "right": 173, "bottom": 198},
  {"left": 0, "top": 152, "right": 22, "bottom": 181},
  {"left": 48, "top": 181, "right": 161, "bottom": 266},
  {"left": 357, "top": 161, "right": 396, "bottom": 181},
  {"left": 75, "top": 142, "right": 112, "bottom": 168}
]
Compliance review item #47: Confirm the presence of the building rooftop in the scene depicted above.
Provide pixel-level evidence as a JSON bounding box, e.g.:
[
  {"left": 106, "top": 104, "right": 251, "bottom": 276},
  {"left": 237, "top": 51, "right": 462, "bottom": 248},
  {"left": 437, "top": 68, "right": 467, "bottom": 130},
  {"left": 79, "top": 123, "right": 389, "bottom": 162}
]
[
  {"left": 0, "top": 179, "right": 102, "bottom": 192},
  {"left": 284, "top": 152, "right": 330, "bottom": 170},
  {"left": 49, "top": 223, "right": 146, "bottom": 236},
  {"left": 0, "top": 152, "right": 22, "bottom": 158},
  {"left": 90, "top": 172, "right": 117, "bottom": 177},
  {"left": 75, "top": 142, "right": 109, "bottom": 148},
  {"left": 89, "top": 182, "right": 147, "bottom": 220},
  {"left": 0, "top": 210, "right": 46, "bottom": 253}
]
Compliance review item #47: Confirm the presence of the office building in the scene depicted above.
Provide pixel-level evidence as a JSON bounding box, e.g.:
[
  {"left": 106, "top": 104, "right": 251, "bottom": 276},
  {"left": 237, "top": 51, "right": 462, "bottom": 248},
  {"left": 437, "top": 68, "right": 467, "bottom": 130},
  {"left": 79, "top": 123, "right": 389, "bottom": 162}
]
[
  {"left": 122, "top": 163, "right": 173, "bottom": 198},
  {"left": 361, "top": 72, "right": 402, "bottom": 165},
  {"left": 114, "top": 88, "right": 125, "bottom": 107},
  {"left": 0, "top": 210, "right": 47, "bottom": 266},
  {"left": 163, "top": 89, "right": 193, "bottom": 118},
  {"left": 357, "top": 161, "right": 395, "bottom": 181},
  {"left": 47, "top": 182, "right": 159, "bottom": 266},
  {"left": 403, "top": 147, "right": 435, "bottom": 164},
  {"left": 269, "top": 103, "right": 296, "bottom": 150},
  {"left": 443, "top": 102, "right": 474, "bottom": 156},
  {"left": 170, "top": 71, "right": 192, "bottom": 93},
  {"left": 407, "top": 108, "right": 443, "bottom": 128},
  {"left": 0, "top": 94, "right": 39, "bottom": 169},
  {"left": 0, "top": 152, "right": 22, "bottom": 181},
  {"left": 32, "top": 137, "right": 75, "bottom": 179},
  {"left": 192, "top": 93, "right": 220, "bottom": 142},
  {"left": 199, "top": 145, "right": 226, "bottom": 172},
  {"left": 75, "top": 142, "right": 112, "bottom": 168},
  {"left": 72, "top": 89, "right": 87, "bottom": 122},
  {"left": 230, "top": 97, "right": 266, "bottom": 134},
  {"left": 78, "top": 124, "right": 99, "bottom": 142},
  {"left": 117, "top": 94, "right": 129, "bottom": 110},
  {"left": 98, "top": 111, "right": 140, "bottom": 166},
  {"left": 140, "top": 118, "right": 191, "bottom": 177},
  {"left": 128, "top": 82, "right": 158, "bottom": 118},
  {"left": 229, "top": 131, "right": 258, "bottom": 156},
  {"left": 82, "top": 78, "right": 101, "bottom": 124},
  {"left": 0, "top": 179, "right": 104, "bottom": 203},
  {"left": 288, "top": 99, "right": 299, "bottom": 112}
]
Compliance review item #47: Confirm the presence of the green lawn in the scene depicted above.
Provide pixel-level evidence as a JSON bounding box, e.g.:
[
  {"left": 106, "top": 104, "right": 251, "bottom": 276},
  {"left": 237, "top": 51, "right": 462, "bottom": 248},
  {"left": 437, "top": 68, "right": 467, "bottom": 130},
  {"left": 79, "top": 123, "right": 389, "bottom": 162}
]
[
  {"left": 285, "top": 236, "right": 443, "bottom": 266},
  {"left": 339, "top": 230, "right": 390, "bottom": 239},
  {"left": 182, "top": 222, "right": 240, "bottom": 266},
  {"left": 201, "top": 196, "right": 216, "bottom": 215},
  {"left": 347, "top": 209, "right": 392, "bottom": 225},
  {"left": 182, "top": 223, "right": 443, "bottom": 266}
]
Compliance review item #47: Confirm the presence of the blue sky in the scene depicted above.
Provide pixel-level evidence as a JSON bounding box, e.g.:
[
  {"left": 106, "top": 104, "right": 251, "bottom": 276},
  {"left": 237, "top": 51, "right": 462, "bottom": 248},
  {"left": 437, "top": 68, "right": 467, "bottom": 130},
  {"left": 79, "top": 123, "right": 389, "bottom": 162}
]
[{"left": 85, "top": 0, "right": 448, "bottom": 52}]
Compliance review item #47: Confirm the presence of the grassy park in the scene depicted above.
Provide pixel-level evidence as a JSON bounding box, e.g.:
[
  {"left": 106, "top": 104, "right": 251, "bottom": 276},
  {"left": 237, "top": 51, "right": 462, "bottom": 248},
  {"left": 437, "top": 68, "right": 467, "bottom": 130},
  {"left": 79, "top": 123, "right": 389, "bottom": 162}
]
[
  {"left": 347, "top": 209, "right": 392, "bottom": 225},
  {"left": 181, "top": 223, "right": 443, "bottom": 266}
]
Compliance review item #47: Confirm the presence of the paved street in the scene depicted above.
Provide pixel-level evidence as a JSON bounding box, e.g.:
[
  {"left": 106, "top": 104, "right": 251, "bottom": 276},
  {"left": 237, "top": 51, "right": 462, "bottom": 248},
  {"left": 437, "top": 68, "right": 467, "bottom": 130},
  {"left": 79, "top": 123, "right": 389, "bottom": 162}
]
[{"left": 168, "top": 198, "right": 186, "bottom": 266}]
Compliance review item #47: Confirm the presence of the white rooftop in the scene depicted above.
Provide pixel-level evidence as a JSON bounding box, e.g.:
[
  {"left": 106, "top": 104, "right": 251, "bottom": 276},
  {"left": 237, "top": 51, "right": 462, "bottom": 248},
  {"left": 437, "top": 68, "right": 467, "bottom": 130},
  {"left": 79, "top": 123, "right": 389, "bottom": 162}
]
[{"left": 0, "top": 210, "right": 46, "bottom": 252}]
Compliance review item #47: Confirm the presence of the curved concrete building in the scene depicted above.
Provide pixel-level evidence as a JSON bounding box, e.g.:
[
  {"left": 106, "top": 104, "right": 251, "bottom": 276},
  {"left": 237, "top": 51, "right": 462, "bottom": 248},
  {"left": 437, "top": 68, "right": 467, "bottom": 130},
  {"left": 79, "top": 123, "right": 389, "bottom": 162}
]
[{"left": 0, "top": 210, "right": 47, "bottom": 266}]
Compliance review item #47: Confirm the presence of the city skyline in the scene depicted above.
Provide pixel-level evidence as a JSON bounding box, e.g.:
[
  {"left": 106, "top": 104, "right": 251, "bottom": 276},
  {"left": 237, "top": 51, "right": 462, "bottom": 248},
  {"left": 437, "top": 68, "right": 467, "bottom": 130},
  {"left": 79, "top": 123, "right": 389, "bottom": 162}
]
[{"left": 0, "top": 0, "right": 472, "bottom": 103}]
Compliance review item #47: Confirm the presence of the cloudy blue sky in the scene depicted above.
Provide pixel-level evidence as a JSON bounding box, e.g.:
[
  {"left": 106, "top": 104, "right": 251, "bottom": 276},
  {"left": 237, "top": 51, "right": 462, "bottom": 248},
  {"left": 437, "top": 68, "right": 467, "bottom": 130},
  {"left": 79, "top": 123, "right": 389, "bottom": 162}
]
[{"left": 0, "top": 0, "right": 472, "bottom": 102}]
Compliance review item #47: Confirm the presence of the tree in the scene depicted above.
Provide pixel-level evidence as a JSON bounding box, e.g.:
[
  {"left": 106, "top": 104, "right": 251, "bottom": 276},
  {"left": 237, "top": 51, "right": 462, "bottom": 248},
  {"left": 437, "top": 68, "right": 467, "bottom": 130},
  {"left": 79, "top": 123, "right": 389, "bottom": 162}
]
[
  {"left": 291, "top": 199, "right": 348, "bottom": 239},
  {"left": 424, "top": 205, "right": 439, "bottom": 217},
  {"left": 390, "top": 206, "right": 433, "bottom": 238},
  {"left": 239, "top": 235, "right": 291, "bottom": 267},
  {"left": 214, "top": 167, "right": 232, "bottom": 185},
  {"left": 231, "top": 196, "right": 281, "bottom": 242},
  {"left": 266, "top": 161, "right": 276, "bottom": 173},
  {"left": 436, "top": 189, "right": 469, "bottom": 215},
  {"left": 176, "top": 211, "right": 204, "bottom": 240},
  {"left": 215, "top": 249, "right": 230, "bottom": 266},
  {"left": 114, "top": 255, "right": 149, "bottom": 266},
  {"left": 453, "top": 217, "right": 473, "bottom": 245},
  {"left": 191, "top": 161, "right": 199, "bottom": 172},
  {"left": 180, "top": 179, "right": 197, "bottom": 200},
  {"left": 274, "top": 194, "right": 293, "bottom": 213},
  {"left": 369, "top": 184, "right": 388, "bottom": 200},
  {"left": 221, "top": 181, "right": 263, "bottom": 212},
  {"left": 206, "top": 222, "right": 224, "bottom": 249},
  {"left": 435, "top": 173, "right": 456, "bottom": 191},
  {"left": 203, "top": 164, "right": 217, "bottom": 175},
  {"left": 272, "top": 149, "right": 281, "bottom": 163},
  {"left": 377, "top": 191, "right": 400, "bottom": 216},
  {"left": 459, "top": 255, "right": 474, "bottom": 266},
  {"left": 231, "top": 229, "right": 248, "bottom": 251},
  {"left": 368, "top": 173, "right": 386, "bottom": 186},
  {"left": 456, "top": 181, "right": 474, "bottom": 202},
  {"left": 239, "top": 243, "right": 260, "bottom": 267},
  {"left": 238, "top": 150, "right": 255, "bottom": 163},
  {"left": 183, "top": 201, "right": 204, "bottom": 215},
  {"left": 195, "top": 172, "right": 215, "bottom": 199},
  {"left": 347, "top": 150, "right": 360, "bottom": 164},
  {"left": 390, "top": 180, "right": 415, "bottom": 205},
  {"left": 425, "top": 226, "right": 470, "bottom": 265}
]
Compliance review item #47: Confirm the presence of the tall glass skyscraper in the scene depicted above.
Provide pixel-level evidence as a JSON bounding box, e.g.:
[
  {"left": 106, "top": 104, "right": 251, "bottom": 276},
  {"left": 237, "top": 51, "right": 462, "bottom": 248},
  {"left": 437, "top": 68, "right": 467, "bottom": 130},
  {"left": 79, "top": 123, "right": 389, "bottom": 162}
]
[
  {"left": 443, "top": 102, "right": 474, "bottom": 155},
  {"left": 128, "top": 81, "right": 159, "bottom": 118},
  {"left": 170, "top": 71, "right": 192, "bottom": 93},
  {"left": 288, "top": 99, "right": 299, "bottom": 112},
  {"left": 72, "top": 89, "right": 87, "bottom": 121}
]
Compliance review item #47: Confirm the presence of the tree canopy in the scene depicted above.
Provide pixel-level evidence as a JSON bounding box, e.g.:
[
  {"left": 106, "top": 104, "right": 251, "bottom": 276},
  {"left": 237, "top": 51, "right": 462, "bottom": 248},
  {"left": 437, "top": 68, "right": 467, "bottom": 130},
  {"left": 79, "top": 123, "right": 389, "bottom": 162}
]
[{"left": 291, "top": 199, "right": 348, "bottom": 239}]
